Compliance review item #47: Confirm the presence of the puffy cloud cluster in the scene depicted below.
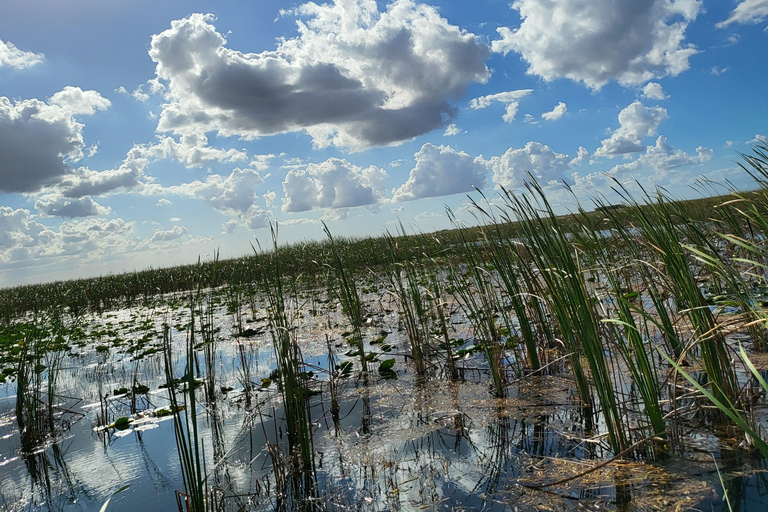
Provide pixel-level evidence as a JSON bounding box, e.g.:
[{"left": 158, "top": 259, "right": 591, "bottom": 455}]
[
  {"left": 0, "top": 97, "right": 87, "bottom": 193},
  {"left": 0, "top": 206, "right": 134, "bottom": 265},
  {"left": 150, "top": 225, "right": 188, "bottom": 244},
  {"left": 595, "top": 101, "right": 667, "bottom": 158},
  {"left": 282, "top": 158, "right": 387, "bottom": 212},
  {"left": 490, "top": 142, "right": 574, "bottom": 189},
  {"left": 717, "top": 0, "right": 768, "bottom": 27},
  {"left": 392, "top": 143, "right": 487, "bottom": 201},
  {"left": 34, "top": 195, "right": 110, "bottom": 218},
  {"left": 541, "top": 102, "right": 567, "bottom": 121},
  {"left": 492, "top": 0, "right": 701, "bottom": 89},
  {"left": 148, "top": 2, "right": 489, "bottom": 150},
  {"left": 642, "top": 82, "right": 668, "bottom": 100},
  {"left": 160, "top": 167, "right": 271, "bottom": 229},
  {"left": 49, "top": 86, "right": 111, "bottom": 115},
  {"left": 469, "top": 89, "right": 532, "bottom": 123},
  {"left": 608, "top": 135, "right": 713, "bottom": 176},
  {"left": 0, "top": 87, "right": 112, "bottom": 195},
  {"left": 0, "top": 38, "right": 44, "bottom": 69}
]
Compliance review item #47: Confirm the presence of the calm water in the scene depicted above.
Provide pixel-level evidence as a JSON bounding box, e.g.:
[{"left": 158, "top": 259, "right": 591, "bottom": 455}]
[{"left": 1, "top": 297, "right": 766, "bottom": 511}]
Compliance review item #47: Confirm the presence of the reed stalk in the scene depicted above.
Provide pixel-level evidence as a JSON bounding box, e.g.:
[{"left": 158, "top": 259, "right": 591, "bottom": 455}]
[{"left": 498, "top": 181, "right": 629, "bottom": 453}]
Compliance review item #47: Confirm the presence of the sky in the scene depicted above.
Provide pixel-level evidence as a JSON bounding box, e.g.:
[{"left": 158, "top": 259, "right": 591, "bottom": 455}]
[{"left": 0, "top": 0, "right": 766, "bottom": 287}]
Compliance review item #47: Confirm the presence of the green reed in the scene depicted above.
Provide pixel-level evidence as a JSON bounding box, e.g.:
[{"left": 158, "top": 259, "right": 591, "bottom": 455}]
[
  {"left": 261, "top": 225, "right": 315, "bottom": 480},
  {"left": 324, "top": 223, "right": 369, "bottom": 375},
  {"left": 612, "top": 183, "right": 739, "bottom": 407},
  {"left": 446, "top": 212, "right": 508, "bottom": 396},
  {"left": 496, "top": 182, "right": 629, "bottom": 454},
  {"left": 385, "top": 232, "right": 431, "bottom": 376},
  {"left": 162, "top": 315, "right": 208, "bottom": 512}
]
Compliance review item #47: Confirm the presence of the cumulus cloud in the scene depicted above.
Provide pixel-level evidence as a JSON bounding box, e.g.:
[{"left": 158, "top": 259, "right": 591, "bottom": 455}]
[
  {"left": 149, "top": 4, "right": 489, "bottom": 150},
  {"left": 609, "top": 135, "right": 713, "bottom": 176},
  {"left": 392, "top": 143, "right": 488, "bottom": 201},
  {"left": 159, "top": 167, "right": 271, "bottom": 229},
  {"left": 444, "top": 123, "right": 462, "bottom": 136},
  {"left": 469, "top": 89, "right": 532, "bottom": 123},
  {"left": 153, "top": 134, "right": 247, "bottom": 168},
  {"left": 58, "top": 133, "right": 248, "bottom": 199},
  {"left": 541, "top": 102, "right": 567, "bottom": 121},
  {"left": 469, "top": 90, "right": 533, "bottom": 110},
  {"left": 49, "top": 87, "right": 111, "bottom": 115},
  {"left": 570, "top": 146, "right": 590, "bottom": 167},
  {"left": 150, "top": 225, "right": 188, "bottom": 243},
  {"left": 34, "top": 194, "right": 111, "bottom": 218},
  {"left": 717, "top": 0, "right": 768, "bottom": 27},
  {"left": 282, "top": 158, "right": 387, "bottom": 212},
  {"left": 641, "top": 82, "right": 668, "bottom": 100},
  {"left": 0, "top": 96, "right": 87, "bottom": 193},
  {"left": 492, "top": 0, "right": 701, "bottom": 89},
  {"left": 490, "top": 142, "right": 572, "bottom": 189},
  {"left": 595, "top": 101, "right": 667, "bottom": 158},
  {"left": 0, "top": 206, "right": 135, "bottom": 265},
  {"left": 0, "top": 38, "right": 44, "bottom": 69}
]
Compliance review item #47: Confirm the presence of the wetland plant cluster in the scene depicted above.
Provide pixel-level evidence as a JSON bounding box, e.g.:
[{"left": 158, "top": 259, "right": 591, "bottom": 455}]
[{"left": 2, "top": 142, "right": 768, "bottom": 510}]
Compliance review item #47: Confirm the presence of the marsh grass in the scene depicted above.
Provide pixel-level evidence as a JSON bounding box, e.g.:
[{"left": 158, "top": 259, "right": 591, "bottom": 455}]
[
  {"left": 6, "top": 143, "right": 768, "bottom": 512},
  {"left": 323, "top": 223, "right": 369, "bottom": 376},
  {"left": 162, "top": 316, "right": 209, "bottom": 512},
  {"left": 385, "top": 232, "right": 431, "bottom": 376},
  {"left": 261, "top": 226, "right": 316, "bottom": 486}
]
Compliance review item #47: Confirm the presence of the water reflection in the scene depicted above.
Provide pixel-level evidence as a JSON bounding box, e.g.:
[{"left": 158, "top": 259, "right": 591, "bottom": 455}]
[{"left": 0, "top": 299, "right": 766, "bottom": 512}]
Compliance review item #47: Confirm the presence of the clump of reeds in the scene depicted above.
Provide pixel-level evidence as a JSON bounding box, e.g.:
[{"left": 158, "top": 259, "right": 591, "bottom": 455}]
[
  {"left": 494, "top": 182, "right": 629, "bottom": 453},
  {"left": 385, "top": 231, "right": 431, "bottom": 376},
  {"left": 162, "top": 318, "right": 209, "bottom": 512},
  {"left": 323, "top": 223, "right": 369, "bottom": 376},
  {"left": 446, "top": 211, "right": 508, "bottom": 396},
  {"left": 260, "top": 225, "right": 316, "bottom": 484}
]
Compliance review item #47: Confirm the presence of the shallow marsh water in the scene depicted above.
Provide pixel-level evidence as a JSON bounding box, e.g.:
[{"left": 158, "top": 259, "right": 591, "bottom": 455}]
[{"left": 1, "top": 291, "right": 767, "bottom": 512}]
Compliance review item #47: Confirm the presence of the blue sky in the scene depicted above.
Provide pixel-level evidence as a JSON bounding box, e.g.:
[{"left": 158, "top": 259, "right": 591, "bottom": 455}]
[{"left": 0, "top": 0, "right": 766, "bottom": 286}]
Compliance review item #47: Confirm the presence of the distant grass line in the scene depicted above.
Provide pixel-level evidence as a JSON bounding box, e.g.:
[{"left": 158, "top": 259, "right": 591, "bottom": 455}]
[{"left": 0, "top": 190, "right": 762, "bottom": 320}]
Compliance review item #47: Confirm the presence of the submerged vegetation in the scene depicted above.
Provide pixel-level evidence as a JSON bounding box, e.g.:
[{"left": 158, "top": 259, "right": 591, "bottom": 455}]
[{"left": 2, "top": 142, "right": 768, "bottom": 510}]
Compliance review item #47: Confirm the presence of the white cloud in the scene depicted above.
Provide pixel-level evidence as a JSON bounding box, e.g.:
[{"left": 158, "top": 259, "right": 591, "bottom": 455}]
[
  {"left": 392, "top": 143, "right": 488, "bottom": 201},
  {"left": 0, "top": 38, "right": 44, "bottom": 69},
  {"left": 149, "top": 4, "right": 489, "bottom": 150},
  {"left": 49, "top": 87, "right": 111, "bottom": 116},
  {"left": 34, "top": 194, "right": 111, "bottom": 218},
  {"left": 490, "top": 142, "right": 572, "bottom": 189},
  {"left": 711, "top": 66, "right": 729, "bottom": 76},
  {"left": 58, "top": 133, "right": 248, "bottom": 199},
  {"left": 570, "top": 146, "right": 590, "bottom": 168},
  {"left": 57, "top": 143, "right": 155, "bottom": 198},
  {"left": 469, "top": 90, "right": 533, "bottom": 109},
  {"left": 502, "top": 102, "right": 521, "bottom": 123},
  {"left": 492, "top": 0, "right": 701, "bottom": 89},
  {"left": 717, "top": 0, "right": 768, "bottom": 27},
  {"left": 250, "top": 154, "right": 275, "bottom": 171},
  {"left": 263, "top": 190, "right": 277, "bottom": 207},
  {"left": 595, "top": 101, "right": 667, "bottom": 158},
  {"left": 469, "top": 89, "right": 531, "bottom": 123},
  {"left": 153, "top": 134, "right": 247, "bottom": 168},
  {"left": 608, "top": 135, "right": 713, "bottom": 176},
  {"left": 157, "top": 198, "right": 173, "bottom": 206},
  {"left": 641, "top": 82, "right": 668, "bottom": 100},
  {"left": 159, "top": 167, "right": 271, "bottom": 229},
  {"left": 221, "top": 219, "right": 238, "bottom": 233},
  {"left": 282, "top": 158, "right": 387, "bottom": 212},
  {"left": 0, "top": 206, "right": 135, "bottom": 265},
  {"left": 150, "top": 225, "right": 188, "bottom": 243},
  {"left": 443, "top": 123, "right": 462, "bottom": 136},
  {"left": 541, "top": 102, "right": 567, "bottom": 121},
  {"left": 0, "top": 96, "right": 87, "bottom": 193}
]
